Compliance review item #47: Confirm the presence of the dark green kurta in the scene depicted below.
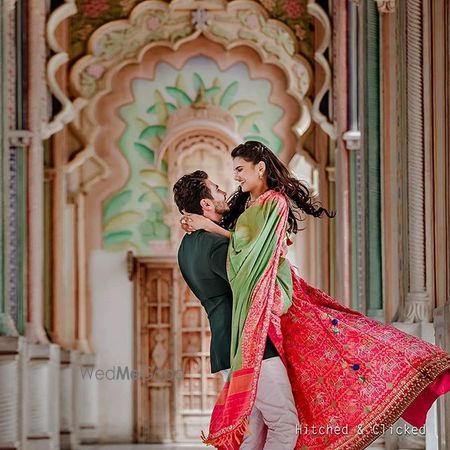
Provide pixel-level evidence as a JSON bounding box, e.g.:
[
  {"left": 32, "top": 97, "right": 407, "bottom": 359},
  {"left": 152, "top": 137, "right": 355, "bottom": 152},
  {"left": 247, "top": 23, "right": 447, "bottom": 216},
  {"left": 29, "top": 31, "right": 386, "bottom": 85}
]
[{"left": 178, "top": 230, "right": 278, "bottom": 373}]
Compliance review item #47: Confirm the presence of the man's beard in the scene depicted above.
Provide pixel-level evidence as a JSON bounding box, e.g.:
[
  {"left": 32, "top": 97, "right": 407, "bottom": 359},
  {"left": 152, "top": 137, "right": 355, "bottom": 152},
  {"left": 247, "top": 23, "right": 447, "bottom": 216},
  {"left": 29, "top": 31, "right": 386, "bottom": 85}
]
[{"left": 213, "top": 201, "right": 230, "bottom": 215}]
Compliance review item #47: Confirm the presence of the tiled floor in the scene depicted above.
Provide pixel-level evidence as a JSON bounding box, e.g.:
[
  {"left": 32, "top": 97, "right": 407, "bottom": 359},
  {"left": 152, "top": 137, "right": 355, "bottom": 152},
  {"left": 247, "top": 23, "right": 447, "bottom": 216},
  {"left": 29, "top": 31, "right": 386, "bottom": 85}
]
[
  {"left": 80, "top": 443, "right": 384, "bottom": 450},
  {"left": 80, "top": 444, "right": 386, "bottom": 450},
  {"left": 80, "top": 445, "right": 204, "bottom": 450}
]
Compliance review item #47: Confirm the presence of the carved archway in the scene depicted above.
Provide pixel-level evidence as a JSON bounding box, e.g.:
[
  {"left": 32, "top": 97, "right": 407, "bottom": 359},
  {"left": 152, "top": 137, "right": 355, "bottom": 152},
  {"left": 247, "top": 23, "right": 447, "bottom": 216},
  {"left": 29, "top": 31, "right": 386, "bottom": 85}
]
[{"left": 76, "top": 35, "right": 305, "bottom": 253}]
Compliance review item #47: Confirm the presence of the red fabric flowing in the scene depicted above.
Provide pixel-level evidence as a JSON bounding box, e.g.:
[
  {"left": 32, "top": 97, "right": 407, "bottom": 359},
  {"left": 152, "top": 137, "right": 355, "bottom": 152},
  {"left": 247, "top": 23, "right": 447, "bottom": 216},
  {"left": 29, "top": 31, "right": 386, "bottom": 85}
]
[
  {"left": 280, "top": 269, "right": 450, "bottom": 449},
  {"left": 201, "top": 190, "right": 450, "bottom": 449}
]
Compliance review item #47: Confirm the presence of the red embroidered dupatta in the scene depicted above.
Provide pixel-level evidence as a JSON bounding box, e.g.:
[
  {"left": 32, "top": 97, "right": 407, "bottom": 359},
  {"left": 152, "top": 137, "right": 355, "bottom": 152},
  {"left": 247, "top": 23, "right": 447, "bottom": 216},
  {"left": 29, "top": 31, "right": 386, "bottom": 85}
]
[{"left": 201, "top": 189, "right": 450, "bottom": 449}]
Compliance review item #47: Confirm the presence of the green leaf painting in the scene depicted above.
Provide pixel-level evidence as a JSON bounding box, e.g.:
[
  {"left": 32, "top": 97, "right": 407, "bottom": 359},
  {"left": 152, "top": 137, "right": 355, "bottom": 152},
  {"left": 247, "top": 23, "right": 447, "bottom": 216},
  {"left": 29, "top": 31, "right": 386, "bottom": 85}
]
[
  {"left": 134, "top": 143, "right": 155, "bottom": 164},
  {"left": 139, "top": 125, "right": 166, "bottom": 140},
  {"left": 103, "top": 230, "right": 133, "bottom": 246},
  {"left": 104, "top": 190, "right": 132, "bottom": 223},
  {"left": 219, "top": 81, "right": 239, "bottom": 108},
  {"left": 193, "top": 72, "right": 205, "bottom": 92},
  {"left": 166, "top": 86, "right": 192, "bottom": 106},
  {"left": 104, "top": 211, "right": 143, "bottom": 233},
  {"left": 105, "top": 56, "right": 283, "bottom": 255}
]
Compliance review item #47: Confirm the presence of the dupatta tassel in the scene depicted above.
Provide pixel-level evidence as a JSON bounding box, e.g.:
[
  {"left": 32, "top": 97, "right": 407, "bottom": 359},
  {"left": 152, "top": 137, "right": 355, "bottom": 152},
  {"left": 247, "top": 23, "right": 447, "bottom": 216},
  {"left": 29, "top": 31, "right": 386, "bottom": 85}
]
[{"left": 200, "top": 416, "right": 250, "bottom": 449}]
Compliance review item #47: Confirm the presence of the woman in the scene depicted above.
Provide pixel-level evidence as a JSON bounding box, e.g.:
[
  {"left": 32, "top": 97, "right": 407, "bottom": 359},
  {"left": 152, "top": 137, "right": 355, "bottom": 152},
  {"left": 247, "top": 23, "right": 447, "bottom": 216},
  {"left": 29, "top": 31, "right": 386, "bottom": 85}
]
[{"left": 182, "top": 141, "right": 450, "bottom": 449}]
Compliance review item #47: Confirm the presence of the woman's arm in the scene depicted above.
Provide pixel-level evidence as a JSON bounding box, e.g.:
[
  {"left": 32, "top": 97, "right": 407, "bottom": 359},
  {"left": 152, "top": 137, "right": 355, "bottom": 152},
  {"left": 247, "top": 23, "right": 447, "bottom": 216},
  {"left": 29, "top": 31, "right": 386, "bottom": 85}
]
[{"left": 183, "top": 213, "right": 231, "bottom": 239}]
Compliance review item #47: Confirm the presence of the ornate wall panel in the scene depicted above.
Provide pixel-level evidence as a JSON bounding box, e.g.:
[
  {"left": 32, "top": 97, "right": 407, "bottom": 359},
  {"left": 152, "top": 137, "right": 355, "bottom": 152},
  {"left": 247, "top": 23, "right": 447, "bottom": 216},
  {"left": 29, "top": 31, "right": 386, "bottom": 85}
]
[
  {"left": 75, "top": 34, "right": 302, "bottom": 255},
  {"left": 69, "top": 0, "right": 313, "bottom": 60},
  {"left": 101, "top": 55, "right": 283, "bottom": 253}
]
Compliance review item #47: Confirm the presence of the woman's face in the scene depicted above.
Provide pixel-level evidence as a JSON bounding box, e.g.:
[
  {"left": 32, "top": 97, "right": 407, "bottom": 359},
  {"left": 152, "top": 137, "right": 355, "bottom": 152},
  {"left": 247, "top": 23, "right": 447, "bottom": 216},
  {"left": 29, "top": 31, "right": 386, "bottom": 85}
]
[{"left": 232, "top": 156, "right": 264, "bottom": 193}]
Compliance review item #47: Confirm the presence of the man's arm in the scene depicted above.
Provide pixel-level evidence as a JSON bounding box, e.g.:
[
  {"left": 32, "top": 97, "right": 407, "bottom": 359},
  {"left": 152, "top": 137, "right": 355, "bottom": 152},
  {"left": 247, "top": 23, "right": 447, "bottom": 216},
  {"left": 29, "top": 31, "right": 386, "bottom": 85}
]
[{"left": 210, "top": 238, "right": 229, "bottom": 282}]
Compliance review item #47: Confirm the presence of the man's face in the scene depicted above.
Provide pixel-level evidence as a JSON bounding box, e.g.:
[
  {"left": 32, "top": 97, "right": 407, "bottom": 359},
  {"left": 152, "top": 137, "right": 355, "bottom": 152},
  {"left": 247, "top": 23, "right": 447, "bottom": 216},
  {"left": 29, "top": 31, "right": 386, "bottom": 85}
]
[{"left": 203, "top": 179, "right": 229, "bottom": 215}]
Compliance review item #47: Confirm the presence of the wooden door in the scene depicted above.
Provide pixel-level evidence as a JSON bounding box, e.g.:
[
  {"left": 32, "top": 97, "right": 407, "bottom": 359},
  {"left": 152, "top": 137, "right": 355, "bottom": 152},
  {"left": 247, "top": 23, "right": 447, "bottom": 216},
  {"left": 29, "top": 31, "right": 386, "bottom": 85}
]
[{"left": 131, "top": 256, "right": 222, "bottom": 443}]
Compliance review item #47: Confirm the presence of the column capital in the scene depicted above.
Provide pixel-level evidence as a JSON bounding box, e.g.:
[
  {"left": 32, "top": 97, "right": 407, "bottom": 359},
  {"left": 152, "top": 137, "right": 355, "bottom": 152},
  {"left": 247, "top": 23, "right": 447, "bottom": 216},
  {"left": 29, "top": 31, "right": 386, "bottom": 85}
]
[{"left": 375, "top": 0, "right": 396, "bottom": 14}]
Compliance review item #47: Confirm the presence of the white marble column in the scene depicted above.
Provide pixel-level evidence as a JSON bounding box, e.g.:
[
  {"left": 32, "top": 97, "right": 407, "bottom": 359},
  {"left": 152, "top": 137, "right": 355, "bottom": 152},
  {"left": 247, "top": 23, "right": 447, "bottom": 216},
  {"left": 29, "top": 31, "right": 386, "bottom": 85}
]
[
  {"left": 24, "top": 343, "right": 60, "bottom": 450},
  {"left": 0, "top": 336, "right": 24, "bottom": 449},
  {"left": 76, "top": 353, "right": 98, "bottom": 444},
  {"left": 60, "top": 349, "right": 80, "bottom": 449}
]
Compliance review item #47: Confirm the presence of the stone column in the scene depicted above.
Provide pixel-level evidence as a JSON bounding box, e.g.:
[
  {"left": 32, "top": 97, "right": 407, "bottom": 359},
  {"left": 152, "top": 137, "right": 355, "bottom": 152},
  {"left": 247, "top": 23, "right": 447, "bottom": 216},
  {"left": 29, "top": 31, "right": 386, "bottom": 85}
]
[
  {"left": 76, "top": 352, "right": 98, "bottom": 443},
  {"left": 23, "top": 343, "right": 60, "bottom": 450},
  {"left": 23, "top": 344, "right": 60, "bottom": 450},
  {"left": 60, "top": 349, "right": 80, "bottom": 449},
  {"left": 25, "top": 0, "right": 49, "bottom": 344},
  {"left": 340, "top": 0, "right": 360, "bottom": 309},
  {"left": 401, "top": 0, "right": 432, "bottom": 325},
  {"left": 0, "top": 0, "right": 20, "bottom": 337},
  {"left": 0, "top": 336, "right": 24, "bottom": 449}
]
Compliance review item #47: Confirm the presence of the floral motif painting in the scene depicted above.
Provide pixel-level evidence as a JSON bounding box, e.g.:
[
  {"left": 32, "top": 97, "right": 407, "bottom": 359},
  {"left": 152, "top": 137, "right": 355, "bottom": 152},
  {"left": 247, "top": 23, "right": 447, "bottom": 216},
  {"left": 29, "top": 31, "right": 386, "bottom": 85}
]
[
  {"left": 70, "top": 0, "right": 312, "bottom": 60},
  {"left": 102, "top": 55, "right": 283, "bottom": 254}
]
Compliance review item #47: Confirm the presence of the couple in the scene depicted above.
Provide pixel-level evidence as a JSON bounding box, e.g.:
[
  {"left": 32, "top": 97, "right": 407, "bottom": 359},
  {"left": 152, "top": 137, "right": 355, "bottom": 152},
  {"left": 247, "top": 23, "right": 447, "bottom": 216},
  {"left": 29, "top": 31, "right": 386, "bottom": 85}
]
[{"left": 174, "top": 141, "right": 450, "bottom": 450}]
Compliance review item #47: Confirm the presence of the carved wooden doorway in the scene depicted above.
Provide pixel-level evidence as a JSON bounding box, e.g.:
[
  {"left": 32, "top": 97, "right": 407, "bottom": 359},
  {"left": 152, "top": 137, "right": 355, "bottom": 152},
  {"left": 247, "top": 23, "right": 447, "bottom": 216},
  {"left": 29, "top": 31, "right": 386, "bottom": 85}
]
[{"left": 129, "top": 255, "right": 223, "bottom": 443}]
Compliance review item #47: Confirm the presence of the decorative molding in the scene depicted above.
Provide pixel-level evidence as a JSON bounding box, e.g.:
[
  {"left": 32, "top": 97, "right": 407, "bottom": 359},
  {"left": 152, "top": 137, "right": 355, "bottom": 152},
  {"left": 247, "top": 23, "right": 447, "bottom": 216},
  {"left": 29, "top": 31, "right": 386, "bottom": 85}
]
[
  {"left": 191, "top": 8, "right": 211, "bottom": 31},
  {"left": 342, "top": 130, "right": 361, "bottom": 151},
  {"left": 375, "top": 0, "right": 396, "bottom": 14},
  {"left": 6, "top": 0, "right": 18, "bottom": 12},
  {"left": 403, "top": 295, "right": 430, "bottom": 323},
  {"left": 307, "top": 0, "right": 336, "bottom": 139},
  {"left": 42, "top": 0, "right": 78, "bottom": 139},
  {"left": 65, "top": 146, "right": 109, "bottom": 194},
  {"left": 8, "top": 130, "right": 33, "bottom": 147},
  {"left": 325, "top": 166, "right": 335, "bottom": 182},
  {"left": 157, "top": 103, "right": 239, "bottom": 166},
  {"left": 171, "top": 0, "right": 227, "bottom": 10}
]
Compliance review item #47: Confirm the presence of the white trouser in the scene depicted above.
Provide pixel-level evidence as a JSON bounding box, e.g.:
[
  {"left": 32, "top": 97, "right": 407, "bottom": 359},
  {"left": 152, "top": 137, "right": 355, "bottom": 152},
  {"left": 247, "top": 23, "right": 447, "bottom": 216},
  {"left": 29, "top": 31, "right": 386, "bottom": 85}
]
[{"left": 220, "top": 356, "right": 299, "bottom": 450}]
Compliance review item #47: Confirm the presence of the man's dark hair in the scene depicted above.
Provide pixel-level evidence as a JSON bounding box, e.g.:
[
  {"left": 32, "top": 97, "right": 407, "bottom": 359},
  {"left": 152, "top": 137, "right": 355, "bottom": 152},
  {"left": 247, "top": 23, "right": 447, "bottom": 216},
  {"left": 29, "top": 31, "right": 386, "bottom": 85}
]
[{"left": 173, "top": 170, "right": 213, "bottom": 214}]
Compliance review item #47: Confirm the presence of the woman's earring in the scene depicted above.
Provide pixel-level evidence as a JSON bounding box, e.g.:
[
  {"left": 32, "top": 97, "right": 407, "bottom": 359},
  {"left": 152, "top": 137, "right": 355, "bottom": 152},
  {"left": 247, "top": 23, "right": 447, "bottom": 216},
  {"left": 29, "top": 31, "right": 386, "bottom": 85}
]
[{"left": 259, "top": 172, "right": 263, "bottom": 179}]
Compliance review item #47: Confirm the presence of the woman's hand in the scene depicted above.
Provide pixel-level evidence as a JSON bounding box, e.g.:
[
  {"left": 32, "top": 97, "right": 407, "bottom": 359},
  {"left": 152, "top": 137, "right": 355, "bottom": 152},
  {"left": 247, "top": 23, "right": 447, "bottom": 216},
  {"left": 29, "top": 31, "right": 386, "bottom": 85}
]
[
  {"left": 180, "top": 213, "right": 231, "bottom": 239},
  {"left": 180, "top": 216, "right": 196, "bottom": 234},
  {"left": 181, "top": 213, "right": 212, "bottom": 232}
]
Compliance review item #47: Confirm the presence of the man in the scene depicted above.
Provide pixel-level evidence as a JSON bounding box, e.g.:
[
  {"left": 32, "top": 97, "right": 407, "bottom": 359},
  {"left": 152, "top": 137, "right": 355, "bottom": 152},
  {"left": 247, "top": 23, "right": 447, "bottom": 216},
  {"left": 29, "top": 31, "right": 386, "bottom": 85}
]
[{"left": 173, "top": 170, "right": 299, "bottom": 450}]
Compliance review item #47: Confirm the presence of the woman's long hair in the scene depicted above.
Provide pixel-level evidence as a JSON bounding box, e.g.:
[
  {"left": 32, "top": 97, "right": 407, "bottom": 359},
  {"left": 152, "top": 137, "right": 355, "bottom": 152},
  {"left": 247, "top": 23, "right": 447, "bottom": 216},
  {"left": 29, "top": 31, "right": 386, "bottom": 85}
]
[{"left": 221, "top": 141, "right": 336, "bottom": 233}]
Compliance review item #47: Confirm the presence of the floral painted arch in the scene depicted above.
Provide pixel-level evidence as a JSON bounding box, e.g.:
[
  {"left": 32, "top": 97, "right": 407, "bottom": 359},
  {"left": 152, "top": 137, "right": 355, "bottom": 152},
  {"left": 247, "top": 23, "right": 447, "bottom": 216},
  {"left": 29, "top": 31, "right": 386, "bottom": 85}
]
[
  {"left": 70, "top": 0, "right": 312, "bottom": 130},
  {"left": 68, "top": 0, "right": 315, "bottom": 254}
]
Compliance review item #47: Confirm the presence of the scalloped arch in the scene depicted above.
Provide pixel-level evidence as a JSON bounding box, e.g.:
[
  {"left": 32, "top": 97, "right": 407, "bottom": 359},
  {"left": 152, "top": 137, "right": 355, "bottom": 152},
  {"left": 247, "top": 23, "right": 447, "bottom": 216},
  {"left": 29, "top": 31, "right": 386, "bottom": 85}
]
[{"left": 70, "top": 0, "right": 313, "bottom": 141}]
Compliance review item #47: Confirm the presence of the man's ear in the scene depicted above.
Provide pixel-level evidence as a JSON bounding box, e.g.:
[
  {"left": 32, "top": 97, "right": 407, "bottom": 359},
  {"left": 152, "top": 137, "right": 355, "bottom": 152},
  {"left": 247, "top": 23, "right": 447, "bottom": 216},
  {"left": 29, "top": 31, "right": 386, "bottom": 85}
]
[{"left": 199, "top": 198, "right": 211, "bottom": 211}]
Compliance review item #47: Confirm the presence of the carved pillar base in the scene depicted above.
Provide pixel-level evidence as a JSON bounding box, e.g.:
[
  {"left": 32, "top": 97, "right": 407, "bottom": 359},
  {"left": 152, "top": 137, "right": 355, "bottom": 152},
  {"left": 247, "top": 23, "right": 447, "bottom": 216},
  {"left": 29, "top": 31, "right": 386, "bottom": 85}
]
[
  {"left": 0, "top": 312, "right": 19, "bottom": 336},
  {"left": 390, "top": 322, "right": 437, "bottom": 450},
  {"left": 434, "top": 302, "right": 450, "bottom": 449},
  {"left": 24, "top": 343, "right": 60, "bottom": 450},
  {"left": 60, "top": 349, "right": 80, "bottom": 450},
  {"left": 76, "top": 353, "right": 98, "bottom": 444},
  {"left": 0, "top": 336, "right": 24, "bottom": 449},
  {"left": 25, "top": 321, "right": 50, "bottom": 345}
]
